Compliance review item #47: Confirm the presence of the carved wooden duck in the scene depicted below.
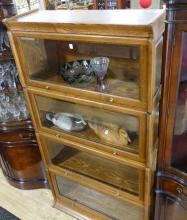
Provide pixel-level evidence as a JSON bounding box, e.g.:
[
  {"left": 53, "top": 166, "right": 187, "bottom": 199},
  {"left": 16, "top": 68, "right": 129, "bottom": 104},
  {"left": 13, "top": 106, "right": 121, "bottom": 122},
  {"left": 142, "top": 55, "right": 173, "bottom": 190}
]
[
  {"left": 88, "top": 120, "right": 131, "bottom": 147},
  {"left": 46, "top": 112, "right": 87, "bottom": 131}
]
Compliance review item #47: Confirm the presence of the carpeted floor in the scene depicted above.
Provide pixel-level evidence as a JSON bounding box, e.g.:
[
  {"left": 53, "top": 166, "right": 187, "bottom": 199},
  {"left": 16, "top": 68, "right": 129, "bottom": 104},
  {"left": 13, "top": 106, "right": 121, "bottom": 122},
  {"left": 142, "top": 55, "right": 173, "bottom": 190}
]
[{"left": 0, "top": 207, "right": 20, "bottom": 220}]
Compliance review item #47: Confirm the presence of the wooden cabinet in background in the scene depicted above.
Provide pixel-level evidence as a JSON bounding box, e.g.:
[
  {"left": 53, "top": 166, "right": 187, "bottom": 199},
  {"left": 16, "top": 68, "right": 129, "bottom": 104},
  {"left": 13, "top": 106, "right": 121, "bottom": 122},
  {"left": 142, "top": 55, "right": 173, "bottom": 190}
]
[
  {"left": 155, "top": 176, "right": 187, "bottom": 220},
  {"left": 4, "top": 9, "right": 165, "bottom": 219},
  {"left": 0, "top": 120, "right": 48, "bottom": 189},
  {"left": 155, "top": 0, "right": 187, "bottom": 219},
  {"left": 0, "top": 1, "right": 48, "bottom": 189}
]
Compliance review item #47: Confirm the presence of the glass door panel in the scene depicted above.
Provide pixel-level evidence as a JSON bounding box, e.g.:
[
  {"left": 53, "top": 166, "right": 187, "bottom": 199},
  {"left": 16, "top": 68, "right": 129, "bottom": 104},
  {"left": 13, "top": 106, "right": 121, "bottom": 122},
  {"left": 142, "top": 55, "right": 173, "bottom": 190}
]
[
  {"left": 34, "top": 95, "right": 141, "bottom": 155},
  {"left": 44, "top": 138, "right": 142, "bottom": 197},
  {"left": 55, "top": 175, "right": 143, "bottom": 220},
  {"left": 171, "top": 32, "right": 187, "bottom": 174},
  {"left": 18, "top": 37, "right": 141, "bottom": 100}
]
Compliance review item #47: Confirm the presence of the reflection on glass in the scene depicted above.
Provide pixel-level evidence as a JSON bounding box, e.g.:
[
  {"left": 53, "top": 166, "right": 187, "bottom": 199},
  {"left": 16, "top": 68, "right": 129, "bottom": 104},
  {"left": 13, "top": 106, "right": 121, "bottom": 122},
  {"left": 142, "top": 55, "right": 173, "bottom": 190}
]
[
  {"left": 56, "top": 175, "right": 142, "bottom": 220},
  {"left": 35, "top": 95, "right": 139, "bottom": 154},
  {"left": 0, "top": 92, "right": 29, "bottom": 122},
  {"left": 19, "top": 38, "right": 140, "bottom": 99},
  {"left": 0, "top": 61, "right": 29, "bottom": 123},
  {"left": 14, "top": 0, "right": 41, "bottom": 14},
  {"left": 171, "top": 33, "right": 187, "bottom": 174},
  {"left": 0, "top": 28, "right": 10, "bottom": 54},
  {"left": 0, "top": 62, "right": 19, "bottom": 90}
]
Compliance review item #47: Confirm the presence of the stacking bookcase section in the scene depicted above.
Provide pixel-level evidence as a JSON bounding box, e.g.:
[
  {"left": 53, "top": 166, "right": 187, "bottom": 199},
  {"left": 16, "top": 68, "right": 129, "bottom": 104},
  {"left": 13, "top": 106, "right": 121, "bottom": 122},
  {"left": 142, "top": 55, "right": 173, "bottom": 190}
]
[
  {"left": 55, "top": 175, "right": 144, "bottom": 220},
  {"left": 26, "top": 88, "right": 159, "bottom": 162},
  {"left": 13, "top": 35, "right": 162, "bottom": 112},
  {"left": 6, "top": 10, "right": 165, "bottom": 113},
  {"left": 4, "top": 9, "right": 165, "bottom": 220},
  {"left": 16, "top": 37, "right": 145, "bottom": 108},
  {"left": 25, "top": 87, "right": 159, "bottom": 164}
]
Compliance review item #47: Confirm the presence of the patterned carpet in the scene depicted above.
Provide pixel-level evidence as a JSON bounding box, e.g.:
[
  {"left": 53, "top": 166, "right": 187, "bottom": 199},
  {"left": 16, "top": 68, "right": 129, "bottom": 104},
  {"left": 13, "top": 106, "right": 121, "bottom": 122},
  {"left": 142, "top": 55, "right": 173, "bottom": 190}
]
[{"left": 0, "top": 207, "right": 20, "bottom": 220}]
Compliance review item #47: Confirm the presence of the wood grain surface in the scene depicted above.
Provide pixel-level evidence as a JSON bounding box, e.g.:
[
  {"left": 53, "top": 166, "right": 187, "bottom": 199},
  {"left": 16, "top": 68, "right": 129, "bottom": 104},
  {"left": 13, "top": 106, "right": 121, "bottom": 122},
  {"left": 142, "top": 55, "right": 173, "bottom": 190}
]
[{"left": 4, "top": 9, "right": 165, "bottom": 40}]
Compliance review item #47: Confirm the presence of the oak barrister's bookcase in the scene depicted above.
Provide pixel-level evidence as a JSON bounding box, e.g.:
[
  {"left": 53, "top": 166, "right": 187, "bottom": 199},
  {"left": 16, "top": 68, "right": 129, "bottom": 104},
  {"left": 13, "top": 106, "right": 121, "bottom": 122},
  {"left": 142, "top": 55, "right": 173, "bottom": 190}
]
[{"left": 4, "top": 9, "right": 165, "bottom": 220}]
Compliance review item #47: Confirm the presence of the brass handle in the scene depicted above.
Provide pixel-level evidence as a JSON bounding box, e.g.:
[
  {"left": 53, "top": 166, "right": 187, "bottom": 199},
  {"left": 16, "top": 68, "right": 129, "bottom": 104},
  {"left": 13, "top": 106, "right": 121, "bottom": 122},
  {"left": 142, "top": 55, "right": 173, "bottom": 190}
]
[
  {"left": 109, "top": 97, "right": 114, "bottom": 103},
  {"left": 45, "top": 86, "right": 49, "bottom": 90},
  {"left": 176, "top": 187, "right": 187, "bottom": 202},
  {"left": 176, "top": 187, "right": 183, "bottom": 194},
  {"left": 115, "top": 191, "right": 120, "bottom": 196},
  {"left": 19, "top": 133, "right": 33, "bottom": 140},
  {"left": 55, "top": 134, "right": 60, "bottom": 138}
]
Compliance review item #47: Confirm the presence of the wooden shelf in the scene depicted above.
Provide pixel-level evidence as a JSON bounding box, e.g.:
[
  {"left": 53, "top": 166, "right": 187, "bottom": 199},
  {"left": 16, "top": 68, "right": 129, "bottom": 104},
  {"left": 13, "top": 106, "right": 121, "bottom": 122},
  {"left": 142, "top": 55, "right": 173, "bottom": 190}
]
[
  {"left": 51, "top": 147, "right": 139, "bottom": 195},
  {"left": 31, "top": 72, "right": 139, "bottom": 100},
  {"left": 49, "top": 124, "right": 139, "bottom": 155}
]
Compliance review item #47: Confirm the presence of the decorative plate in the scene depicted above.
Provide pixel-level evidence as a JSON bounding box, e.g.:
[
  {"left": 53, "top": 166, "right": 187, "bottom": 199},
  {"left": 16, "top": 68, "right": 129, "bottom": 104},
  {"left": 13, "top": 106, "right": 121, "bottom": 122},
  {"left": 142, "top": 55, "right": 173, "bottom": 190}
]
[{"left": 60, "top": 60, "right": 95, "bottom": 84}]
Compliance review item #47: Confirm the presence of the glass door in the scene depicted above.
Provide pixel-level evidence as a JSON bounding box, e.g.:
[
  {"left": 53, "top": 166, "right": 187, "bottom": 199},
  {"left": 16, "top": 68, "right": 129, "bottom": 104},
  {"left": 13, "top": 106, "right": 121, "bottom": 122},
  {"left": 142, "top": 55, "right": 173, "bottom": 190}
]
[
  {"left": 18, "top": 37, "right": 141, "bottom": 100},
  {"left": 171, "top": 32, "right": 187, "bottom": 174}
]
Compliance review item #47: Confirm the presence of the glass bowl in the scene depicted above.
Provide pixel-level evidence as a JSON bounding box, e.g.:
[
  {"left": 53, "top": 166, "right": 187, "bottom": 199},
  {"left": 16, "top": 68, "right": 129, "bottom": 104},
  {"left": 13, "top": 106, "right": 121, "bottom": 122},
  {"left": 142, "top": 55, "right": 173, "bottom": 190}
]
[{"left": 60, "top": 60, "right": 95, "bottom": 84}]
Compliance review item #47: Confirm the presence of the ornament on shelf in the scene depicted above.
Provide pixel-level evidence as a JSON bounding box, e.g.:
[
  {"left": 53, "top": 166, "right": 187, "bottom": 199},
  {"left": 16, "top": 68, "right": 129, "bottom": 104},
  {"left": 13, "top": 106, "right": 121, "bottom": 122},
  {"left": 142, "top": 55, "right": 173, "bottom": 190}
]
[
  {"left": 88, "top": 119, "right": 132, "bottom": 148},
  {"left": 46, "top": 112, "right": 87, "bottom": 131}
]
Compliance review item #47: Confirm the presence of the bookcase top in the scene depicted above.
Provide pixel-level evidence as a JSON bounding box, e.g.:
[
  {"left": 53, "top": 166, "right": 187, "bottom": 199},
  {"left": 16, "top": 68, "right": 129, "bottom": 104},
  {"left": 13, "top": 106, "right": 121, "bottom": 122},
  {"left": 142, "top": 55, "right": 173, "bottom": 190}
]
[{"left": 4, "top": 9, "right": 165, "bottom": 40}]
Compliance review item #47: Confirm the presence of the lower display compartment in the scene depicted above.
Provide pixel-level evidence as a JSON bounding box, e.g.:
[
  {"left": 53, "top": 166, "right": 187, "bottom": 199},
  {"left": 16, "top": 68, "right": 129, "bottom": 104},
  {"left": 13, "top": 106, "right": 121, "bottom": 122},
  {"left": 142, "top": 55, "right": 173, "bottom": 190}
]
[
  {"left": 38, "top": 132, "right": 146, "bottom": 202},
  {"left": 50, "top": 172, "right": 145, "bottom": 220}
]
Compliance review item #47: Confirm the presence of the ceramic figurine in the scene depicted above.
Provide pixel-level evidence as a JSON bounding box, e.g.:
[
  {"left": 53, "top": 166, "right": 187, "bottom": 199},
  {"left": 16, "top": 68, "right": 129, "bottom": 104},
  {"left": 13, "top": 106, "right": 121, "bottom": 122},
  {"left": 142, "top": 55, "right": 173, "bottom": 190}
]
[
  {"left": 88, "top": 121, "right": 131, "bottom": 147},
  {"left": 46, "top": 112, "right": 87, "bottom": 131}
]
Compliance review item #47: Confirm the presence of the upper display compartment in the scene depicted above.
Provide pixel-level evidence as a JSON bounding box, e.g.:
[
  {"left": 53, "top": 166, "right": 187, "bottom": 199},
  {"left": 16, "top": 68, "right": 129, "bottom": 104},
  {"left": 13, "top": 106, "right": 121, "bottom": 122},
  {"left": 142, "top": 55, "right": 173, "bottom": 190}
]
[
  {"left": 20, "top": 38, "right": 141, "bottom": 99},
  {"left": 4, "top": 10, "right": 165, "bottom": 112}
]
